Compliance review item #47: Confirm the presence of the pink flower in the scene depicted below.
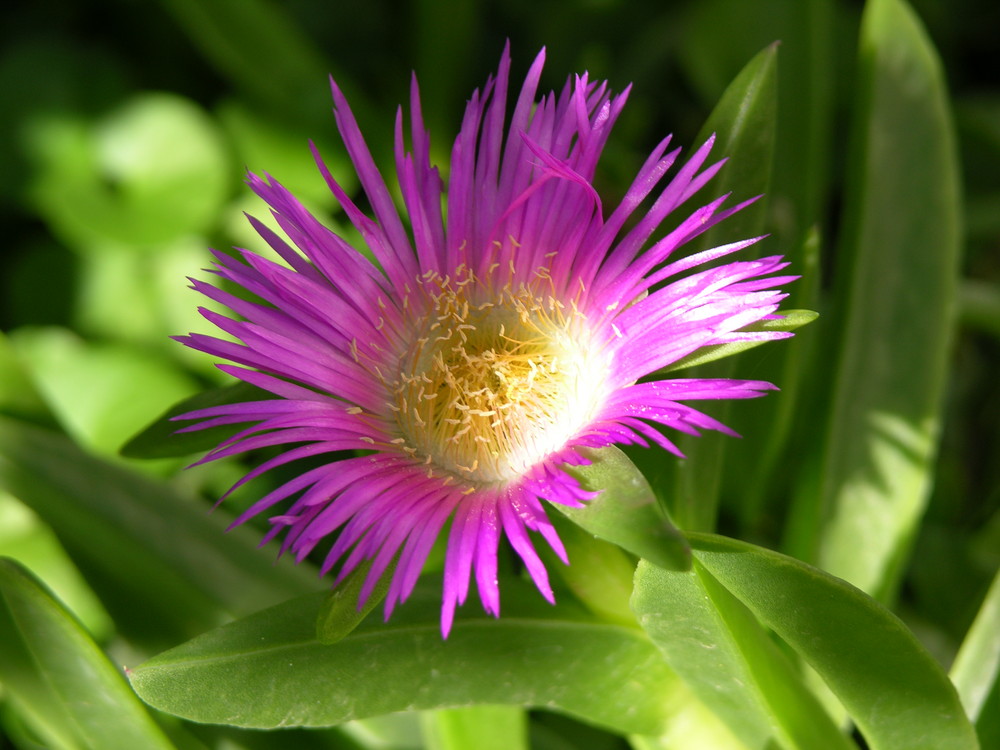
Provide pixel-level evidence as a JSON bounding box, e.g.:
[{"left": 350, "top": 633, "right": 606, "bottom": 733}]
[{"left": 176, "top": 45, "right": 794, "bottom": 636}]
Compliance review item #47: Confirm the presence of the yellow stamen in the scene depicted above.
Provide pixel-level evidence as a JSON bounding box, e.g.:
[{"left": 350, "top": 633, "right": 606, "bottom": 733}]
[{"left": 389, "top": 261, "right": 607, "bottom": 485}]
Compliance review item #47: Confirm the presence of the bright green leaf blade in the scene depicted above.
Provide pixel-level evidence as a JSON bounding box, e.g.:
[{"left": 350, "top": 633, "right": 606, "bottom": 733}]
[
  {"left": 129, "top": 583, "right": 677, "bottom": 736},
  {"left": 810, "top": 0, "right": 961, "bottom": 599},
  {"left": 121, "top": 381, "right": 269, "bottom": 458},
  {"left": 656, "top": 309, "right": 817, "bottom": 375},
  {"left": 950, "top": 569, "right": 1000, "bottom": 742},
  {"left": 0, "top": 417, "right": 318, "bottom": 648},
  {"left": 687, "top": 532, "right": 979, "bottom": 750},
  {"left": 632, "top": 560, "right": 852, "bottom": 750},
  {"left": 421, "top": 706, "right": 528, "bottom": 750},
  {"left": 558, "top": 446, "right": 690, "bottom": 571},
  {"left": 0, "top": 558, "right": 176, "bottom": 750}
]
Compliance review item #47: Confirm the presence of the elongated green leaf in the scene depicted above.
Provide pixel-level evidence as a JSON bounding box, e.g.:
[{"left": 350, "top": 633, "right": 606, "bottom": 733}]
[
  {"left": 558, "top": 446, "right": 690, "bottom": 571},
  {"left": 693, "top": 42, "right": 777, "bottom": 249},
  {"left": 0, "top": 558, "right": 176, "bottom": 750},
  {"left": 658, "top": 43, "right": 778, "bottom": 532},
  {"left": 950, "top": 569, "right": 1000, "bottom": 746},
  {"left": 120, "top": 381, "right": 269, "bottom": 458},
  {"left": 809, "top": 0, "right": 961, "bottom": 599},
  {"left": 687, "top": 532, "right": 979, "bottom": 750},
  {"left": 0, "top": 417, "right": 318, "bottom": 649},
  {"left": 731, "top": 230, "right": 822, "bottom": 529},
  {"left": 632, "top": 560, "right": 852, "bottom": 750},
  {"left": 129, "top": 582, "right": 677, "bottom": 736},
  {"left": 421, "top": 706, "right": 528, "bottom": 750}
]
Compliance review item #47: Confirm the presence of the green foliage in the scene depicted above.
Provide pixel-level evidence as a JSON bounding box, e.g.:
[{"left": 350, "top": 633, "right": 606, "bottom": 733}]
[{"left": 1, "top": 0, "right": 996, "bottom": 747}]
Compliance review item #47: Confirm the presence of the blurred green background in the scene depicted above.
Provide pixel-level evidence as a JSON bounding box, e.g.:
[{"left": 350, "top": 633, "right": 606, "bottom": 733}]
[{"left": 1, "top": 0, "right": 998, "bottom": 686}]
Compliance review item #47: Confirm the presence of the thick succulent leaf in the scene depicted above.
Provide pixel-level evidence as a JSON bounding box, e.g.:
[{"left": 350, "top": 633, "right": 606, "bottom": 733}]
[
  {"left": 120, "top": 380, "right": 269, "bottom": 458},
  {"left": 686, "top": 532, "right": 979, "bottom": 750},
  {"left": 558, "top": 446, "right": 690, "bottom": 572},
  {"left": 0, "top": 417, "right": 318, "bottom": 649},
  {"left": 129, "top": 583, "right": 677, "bottom": 736},
  {"left": 0, "top": 558, "right": 176, "bottom": 750},
  {"left": 950, "top": 569, "right": 1000, "bottom": 746},
  {"left": 632, "top": 560, "right": 852, "bottom": 750},
  {"left": 808, "top": 0, "right": 961, "bottom": 599}
]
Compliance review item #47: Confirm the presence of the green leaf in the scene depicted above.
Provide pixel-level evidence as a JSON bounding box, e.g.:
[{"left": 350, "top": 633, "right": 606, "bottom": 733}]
[
  {"left": 656, "top": 42, "right": 779, "bottom": 532},
  {"left": 543, "top": 513, "right": 638, "bottom": 628},
  {"left": 9, "top": 327, "right": 199, "bottom": 458},
  {"left": 121, "top": 381, "right": 269, "bottom": 459},
  {"left": 656, "top": 309, "right": 817, "bottom": 375},
  {"left": 693, "top": 41, "right": 778, "bottom": 249},
  {"left": 950, "top": 569, "right": 1000, "bottom": 746},
  {"left": 0, "top": 492, "right": 112, "bottom": 639},
  {"left": 315, "top": 558, "right": 395, "bottom": 644},
  {"left": 0, "top": 330, "right": 53, "bottom": 426},
  {"left": 421, "top": 706, "right": 528, "bottom": 750},
  {"left": 129, "top": 583, "right": 677, "bottom": 736},
  {"left": 807, "top": 0, "right": 962, "bottom": 600},
  {"left": 729, "top": 230, "right": 823, "bottom": 529},
  {"left": 632, "top": 560, "right": 852, "bottom": 750},
  {"left": 558, "top": 446, "right": 690, "bottom": 572},
  {"left": 687, "top": 532, "right": 979, "bottom": 750},
  {"left": 0, "top": 558, "right": 176, "bottom": 750},
  {"left": 0, "top": 417, "right": 318, "bottom": 649}
]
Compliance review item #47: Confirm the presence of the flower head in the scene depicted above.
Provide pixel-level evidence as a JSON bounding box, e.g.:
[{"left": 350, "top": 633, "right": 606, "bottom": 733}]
[{"left": 177, "top": 46, "right": 795, "bottom": 636}]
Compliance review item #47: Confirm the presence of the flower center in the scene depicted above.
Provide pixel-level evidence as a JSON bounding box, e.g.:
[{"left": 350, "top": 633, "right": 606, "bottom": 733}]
[{"left": 391, "top": 267, "right": 605, "bottom": 485}]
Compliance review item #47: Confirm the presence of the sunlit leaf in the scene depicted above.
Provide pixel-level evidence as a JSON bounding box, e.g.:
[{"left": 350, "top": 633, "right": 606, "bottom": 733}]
[
  {"left": 633, "top": 560, "right": 852, "bottom": 750},
  {"left": 950, "top": 569, "right": 1000, "bottom": 746},
  {"left": 29, "top": 93, "right": 229, "bottom": 250},
  {"left": 130, "top": 583, "right": 677, "bottom": 736},
  {"left": 9, "top": 327, "right": 199, "bottom": 458},
  {"left": 0, "top": 417, "right": 318, "bottom": 649},
  {"left": 0, "top": 558, "right": 176, "bottom": 750},
  {"left": 558, "top": 446, "right": 690, "bottom": 572},
  {"left": 806, "top": 0, "right": 962, "bottom": 600},
  {"left": 687, "top": 532, "right": 979, "bottom": 750},
  {"left": 421, "top": 706, "right": 528, "bottom": 750}
]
